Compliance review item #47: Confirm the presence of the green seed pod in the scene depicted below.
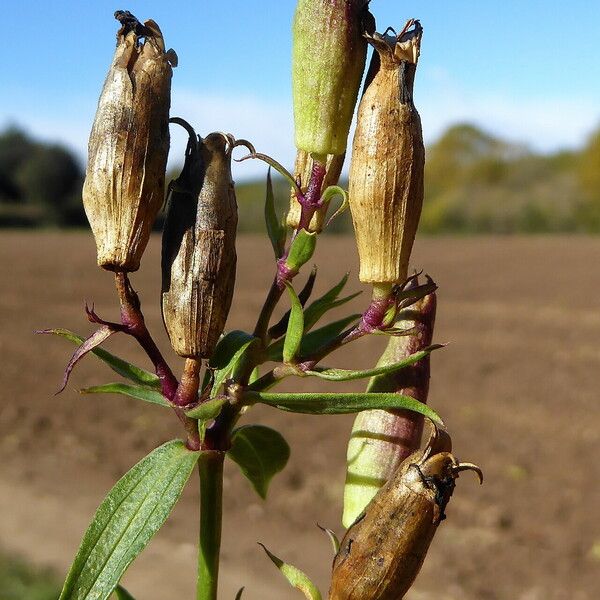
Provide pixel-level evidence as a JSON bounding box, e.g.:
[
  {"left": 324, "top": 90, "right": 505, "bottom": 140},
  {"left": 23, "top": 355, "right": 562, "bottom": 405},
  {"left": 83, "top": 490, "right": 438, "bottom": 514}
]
[
  {"left": 83, "top": 13, "right": 177, "bottom": 272},
  {"left": 292, "top": 0, "right": 371, "bottom": 157},
  {"left": 342, "top": 283, "right": 436, "bottom": 528},
  {"left": 161, "top": 125, "right": 238, "bottom": 359},
  {"left": 286, "top": 151, "right": 345, "bottom": 232},
  {"left": 330, "top": 428, "right": 482, "bottom": 600},
  {"left": 348, "top": 21, "right": 424, "bottom": 284}
]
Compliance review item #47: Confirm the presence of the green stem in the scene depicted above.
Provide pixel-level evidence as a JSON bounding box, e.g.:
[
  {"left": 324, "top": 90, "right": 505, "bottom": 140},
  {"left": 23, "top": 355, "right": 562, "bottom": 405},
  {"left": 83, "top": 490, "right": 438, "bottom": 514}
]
[{"left": 197, "top": 450, "right": 224, "bottom": 600}]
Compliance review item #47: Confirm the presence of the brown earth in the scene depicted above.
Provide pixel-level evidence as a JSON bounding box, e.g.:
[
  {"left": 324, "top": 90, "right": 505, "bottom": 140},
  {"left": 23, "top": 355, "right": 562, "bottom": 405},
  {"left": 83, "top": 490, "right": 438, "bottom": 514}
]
[{"left": 0, "top": 231, "right": 599, "bottom": 600}]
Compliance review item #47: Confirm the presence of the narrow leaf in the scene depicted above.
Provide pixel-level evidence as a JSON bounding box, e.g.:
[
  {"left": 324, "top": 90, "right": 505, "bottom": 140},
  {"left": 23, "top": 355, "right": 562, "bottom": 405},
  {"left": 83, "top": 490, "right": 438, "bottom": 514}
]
[
  {"left": 306, "top": 346, "right": 442, "bottom": 381},
  {"left": 80, "top": 383, "right": 170, "bottom": 408},
  {"left": 234, "top": 588, "right": 245, "bottom": 600},
  {"left": 259, "top": 544, "right": 322, "bottom": 600},
  {"left": 114, "top": 585, "right": 136, "bottom": 600},
  {"left": 227, "top": 425, "right": 290, "bottom": 499},
  {"left": 185, "top": 397, "right": 227, "bottom": 421},
  {"left": 284, "top": 229, "right": 317, "bottom": 272},
  {"left": 265, "top": 168, "right": 286, "bottom": 258},
  {"left": 59, "top": 440, "right": 200, "bottom": 600},
  {"left": 320, "top": 185, "right": 349, "bottom": 228},
  {"left": 209, "top": 331, "right": 258, "bottom": 394},
  {"left": 244, "top": 391, "right": 443, "bottom": 424},
  {"left": 317, "top": 524, "right": 340, "bottom": 555},
  {"left": 283, "top": 283, "right": 304, "bottom": 363},
  {"left": 39, "top": 329, "right": 159, "bottom": 388},
  {"left": 303, "top": 274, "right": 360, "bottom": 331}
]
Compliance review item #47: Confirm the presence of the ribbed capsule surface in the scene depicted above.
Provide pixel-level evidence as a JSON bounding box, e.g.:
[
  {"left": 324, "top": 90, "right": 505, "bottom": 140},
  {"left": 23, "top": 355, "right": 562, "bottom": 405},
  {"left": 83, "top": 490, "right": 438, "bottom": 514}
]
[
  {"left": 331, "top": 429, "right": 481, "bottom": 600},
  {"left": 292, "top": 0, "right": 370, "bottom": 156},
  {"left": 342, "top": 285, "right": 436, "bottom": 528},
  {"left": 286, "top": 150, "right": 345, "bottom": 232},
  {"left": 83, "top": 14, "right": 176, "bottom": 272},
  {"left": 349, "top": 22, "right": 424, "bottom": 284},
  {"left": 161, "top": 129, "right": 238, "bottom": 359}
]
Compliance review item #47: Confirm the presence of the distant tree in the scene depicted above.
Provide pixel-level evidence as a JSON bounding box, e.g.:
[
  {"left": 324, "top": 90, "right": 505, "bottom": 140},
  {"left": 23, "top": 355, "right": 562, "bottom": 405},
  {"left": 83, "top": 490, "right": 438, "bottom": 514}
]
[
  {"left": 0, "top": 128, "right": 35, "bottom": 202},
  {"left": 15, "top": 143, "right": 84, "bottom": 225}
]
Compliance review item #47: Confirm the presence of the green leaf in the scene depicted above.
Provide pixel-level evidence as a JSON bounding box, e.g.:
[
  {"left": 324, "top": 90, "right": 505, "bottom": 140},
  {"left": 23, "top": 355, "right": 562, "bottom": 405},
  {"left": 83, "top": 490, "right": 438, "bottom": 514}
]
[
  {"left": 265, "top": 168, "right": 286, "bottom": 258},
  {"left": 244, "top": 391, "right": 443, "bottom": 424},
  {"left": 317, "top": 524, "right": 340, "bottom": 555},
  {"left": 185, "top": 397, "right": 227, "bottom": 421},
  {"left": 80, "top": 383, "right": 170, "bottom": 408},
  {"left": 283, "top": 283, "right": 304, "bottom": 363},
  {"left": 267, "top": 314, "right": 360, "bottom": 362},
  {"left": 209, "top": 331, "right": 258, "bottom": 395},
  {"left": 320, "top": 185, "right": 349, "bottom": 228},
  {"left": 306, "top": 346, "right": 442, "bottom": 381},
  {"left": 234, "top": 588, "right": 245, "bottom": 600},
  {"left": 227, "top": 425, "right": 290, "bottom": 499},
  {"left": 259, "top": 544, "right": 322, "bottom": 600},
  {"left": 114, "top": 585, "right": 136, "bottom": 600},
  {"left": 59, "top": 440, "right": 200, "bottom": 600},
  {"left": 284, "top": 229, "right": 317, "bottom": 272},
  {"left": 303, "top": 274, "right": 361, "bottom": 331},
  {"left": 42, "top": 329, "right": 159, "bottom": 389}
]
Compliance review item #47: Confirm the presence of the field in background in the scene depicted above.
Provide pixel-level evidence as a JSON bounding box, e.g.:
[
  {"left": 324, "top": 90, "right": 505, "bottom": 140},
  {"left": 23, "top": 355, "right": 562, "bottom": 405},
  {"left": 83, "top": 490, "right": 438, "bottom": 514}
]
[{"left": 1, "top": 232, "right": 599, "bottom": 599}]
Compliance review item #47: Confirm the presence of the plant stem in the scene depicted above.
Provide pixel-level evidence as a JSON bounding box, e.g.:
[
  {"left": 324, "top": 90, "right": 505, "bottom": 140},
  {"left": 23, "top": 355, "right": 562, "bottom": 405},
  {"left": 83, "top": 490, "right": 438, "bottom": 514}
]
[{"left": 197, "top": 450, "right": 224, "bottom": 600}]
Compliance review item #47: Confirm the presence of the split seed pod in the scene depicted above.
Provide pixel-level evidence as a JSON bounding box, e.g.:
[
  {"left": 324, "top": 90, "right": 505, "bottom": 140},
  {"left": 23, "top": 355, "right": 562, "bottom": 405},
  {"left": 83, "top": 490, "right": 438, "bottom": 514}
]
[
  {"left": 286, "top": 151, "right": 345, "bottom": 232},
  {"left": 83, "top": 12, "right": 177, "bottom": 272},
  {"left": 343, "top": 280, "right": 436, "bottom": 528},
  {"left": 330, "top": 427, "right": 482, "bottom": 600},
  {"left": 161, "top": 123, "right": 238, "bottom": 359},
  {"left": 349, "top": 20, "right": 425, "bottom": 284},
  {"left": 292, "top": 0, "right": 372, "bottom": 157}
]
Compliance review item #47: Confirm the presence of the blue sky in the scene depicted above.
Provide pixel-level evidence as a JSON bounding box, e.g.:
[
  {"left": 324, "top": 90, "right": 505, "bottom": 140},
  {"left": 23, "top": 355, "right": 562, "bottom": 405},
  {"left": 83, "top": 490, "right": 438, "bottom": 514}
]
[{"left": 2, "top": 1, "right": 599, "bottom": 179}]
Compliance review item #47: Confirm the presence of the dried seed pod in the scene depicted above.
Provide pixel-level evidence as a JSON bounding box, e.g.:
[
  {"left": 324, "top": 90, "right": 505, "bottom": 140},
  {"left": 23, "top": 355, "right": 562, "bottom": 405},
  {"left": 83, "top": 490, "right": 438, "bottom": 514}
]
[
  {"left": 83, "top": 13, "right": 177, "bottom": 272},
  {"left": 342, "top": 281, "right": 436, "bottom": 527},
  {"left": 330, "top": 427, "right": 482, "bottom": 600},
  {"left": 161, "top": 124, "right": 238, "bottom": 359},
  {"left": 348, "top": 20, "right": 424, "bottom": 284},
  {"left": 286, "top": 151, "right": 345, "bottom": 232},
  {"left": 292, "top": 0, "right": 372, "bottom": 157}
]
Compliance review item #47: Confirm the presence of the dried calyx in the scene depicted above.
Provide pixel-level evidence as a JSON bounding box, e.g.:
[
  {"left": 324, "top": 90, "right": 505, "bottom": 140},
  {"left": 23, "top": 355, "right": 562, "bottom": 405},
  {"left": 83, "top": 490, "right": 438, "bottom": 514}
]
[
  {"left": 161, "top": 119, "right": 248, "bottom": 359},
  {"left": 83, "top": 11, "right": 177, "bottom": 272},
  {"left": 348, "top": 19, "right": 424, "bottom": 286},
  {"left": 330, "top": 426, "right": 482, "bottom": 600}
]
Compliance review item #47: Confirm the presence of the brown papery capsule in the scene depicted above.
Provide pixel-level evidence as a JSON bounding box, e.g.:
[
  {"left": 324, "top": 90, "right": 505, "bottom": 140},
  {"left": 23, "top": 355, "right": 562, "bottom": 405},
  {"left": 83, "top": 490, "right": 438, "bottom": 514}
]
[
  {"left": 349, "top": 20, "right": 424, "bottom": 284},
  {"left": 330, "top": 427, "right": 482, "bottom": 600},
  {"left": 83, "top": 13, "right": 177, "bottom": 272},
  {"left": 161, "top": 125, "right": 238, "bottom": 359},
  {"left": 286, "top": 151, "right": 345, "bottom": 232}
]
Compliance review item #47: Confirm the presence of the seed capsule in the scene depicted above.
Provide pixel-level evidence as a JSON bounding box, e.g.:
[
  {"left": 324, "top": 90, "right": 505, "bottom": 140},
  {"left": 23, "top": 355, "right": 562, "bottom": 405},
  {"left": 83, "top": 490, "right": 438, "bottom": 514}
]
[
  {"left": 161, "top": 124, "right": 238, "bottom": 359},
  {"left": 348, "top": 20, "right": 424, "bottom": 284},
  {"left": 292, "top": 0, "right": 372, "bottom": 157},
  {"left": 330, "top": 427, "right": 482, "bottom": 600},
  {"left": 286, "top": 151, "right": 345, "bottom": 232},
  {"left": 83, "top": 13, "right": 176, "bottom": 272},
  {"left": 342, "top": 282, "right": 436, "bottom": 528}
]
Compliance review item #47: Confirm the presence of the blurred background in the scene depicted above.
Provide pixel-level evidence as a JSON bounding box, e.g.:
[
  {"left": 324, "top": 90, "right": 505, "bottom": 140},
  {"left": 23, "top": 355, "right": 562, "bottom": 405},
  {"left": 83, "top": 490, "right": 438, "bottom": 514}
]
[{"left": 1, "top": 1, "right": 599, "bottom": 599}]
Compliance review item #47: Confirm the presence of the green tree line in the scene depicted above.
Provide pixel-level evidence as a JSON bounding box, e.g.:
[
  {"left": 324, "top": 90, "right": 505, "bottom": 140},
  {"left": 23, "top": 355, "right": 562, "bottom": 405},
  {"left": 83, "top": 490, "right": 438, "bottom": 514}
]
[{"left": 2, "top": 123, "right": 600, "bottom": 233}]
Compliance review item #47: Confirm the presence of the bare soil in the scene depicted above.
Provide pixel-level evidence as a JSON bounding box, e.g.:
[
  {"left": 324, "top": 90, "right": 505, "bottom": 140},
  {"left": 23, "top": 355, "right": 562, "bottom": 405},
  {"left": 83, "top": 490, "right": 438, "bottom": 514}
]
[{"left": 1, "top": 232, "right": 599, "bottom": 599}]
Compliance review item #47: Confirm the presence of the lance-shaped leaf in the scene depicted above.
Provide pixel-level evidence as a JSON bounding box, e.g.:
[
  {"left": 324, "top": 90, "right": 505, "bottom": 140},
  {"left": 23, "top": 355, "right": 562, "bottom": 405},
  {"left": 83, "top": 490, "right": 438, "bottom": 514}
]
[
  {"left": 38, "top": 328, "right": 159, "bottom": 388},
  {"left": 320, "top": 185, "right": 349, "bottom": 228},
  {"left": 265, "top": 168, "right": 287, "bottom": 259},
  {"left": 283, "top": 283, "right": 304, "bottom": 363},
  {"left": 114, "top": 585, "right": 136, "bottom": 600},
  {"left": 306, "top": 345, "right": 443, "bottom": 381},
  {"left": 227, "top": 425, "right": 290, "bottom": 499},
  {"left": 303, "top": 273, "right": 361, "bottom": 331},
  {"left": 268, "top": 267, "right": 317, "bottom": 340},
  {"left": 243, "top": 391, "right": 443, "bottom": 425},
  {"left": 80, "top": 382, "right": 170, "bottom": 408},
  {"left": 50, "top": 325, "right": 120, "bottom": 394},
  {"left": 267, "top": 314, "right": 360, "bottom": 362},
  {"left": 259, "top": 544, "right": 322, "bottom": 600},
  {"left": 59, "top": 440, "right": 200, "bottom": 600},
  {"left": 185, "top": 397, "right": 227, "bottom": 421},
  {"left": 209, "top": 331, "right": 258, "bottom": 395},
  {"left": 234, "top": 588, "right": 245, "bottom": 600}
]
